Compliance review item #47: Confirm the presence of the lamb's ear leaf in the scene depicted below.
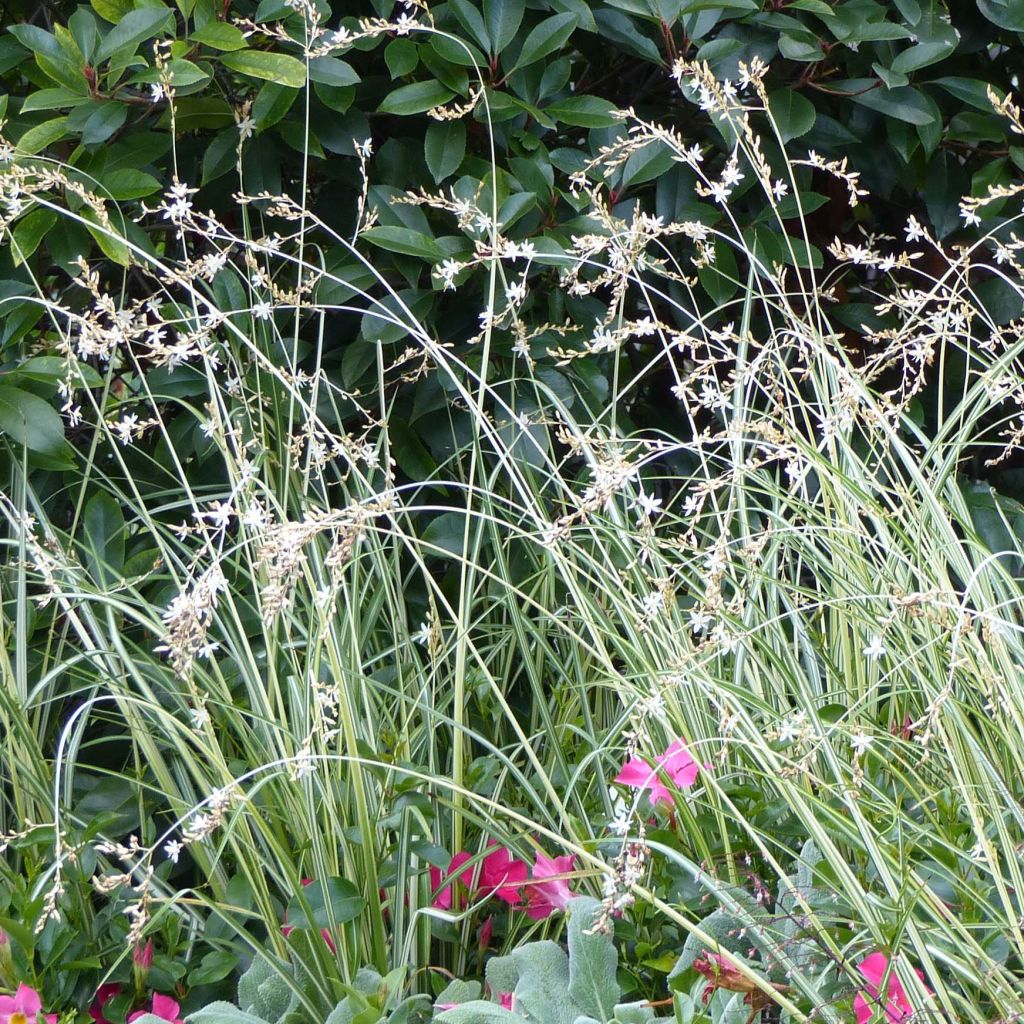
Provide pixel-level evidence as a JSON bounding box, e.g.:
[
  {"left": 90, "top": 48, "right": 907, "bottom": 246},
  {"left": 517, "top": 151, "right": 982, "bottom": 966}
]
[
  {"left": 567, "top": 897, "right": 620, "bottom": 1023},
  {"left": 185, "top": 1004, "right": 273, "bottom": 1024}
]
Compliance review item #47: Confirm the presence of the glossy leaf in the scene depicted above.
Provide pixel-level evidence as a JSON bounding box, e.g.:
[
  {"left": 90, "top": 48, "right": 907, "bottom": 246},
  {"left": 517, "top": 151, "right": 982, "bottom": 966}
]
[{"left": 221, "top": 50, "right": 307, "bottom": 88}]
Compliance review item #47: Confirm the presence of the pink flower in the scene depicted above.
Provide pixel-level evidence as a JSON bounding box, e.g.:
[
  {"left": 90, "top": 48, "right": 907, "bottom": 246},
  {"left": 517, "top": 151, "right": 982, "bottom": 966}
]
[
  {"left": 133, "top": 940, "right": 154, "bottom": 969},
  {"left": 523, "top": 852, "right": 576, "bottom": 919},
  {"left": 128, "top": 994, "right": 184, "bottom": 1024},
  {"left": 429, "top": 851, "right": 473, "bottom": 910},
  {"left": 614, "top": 738, "right": 708, "bottom": 808},
  {"left": 498, "top": 993, "right": 513, "bottom": 1011},
  {"left": 430, "top": 844, "right": 529, "bottom": 911},
  {"left": 479, "top": 842, "right": 528, "bottom": 905},
  {"left": 0, "top": 984, "right": 57, "bottom": 1024},
  {"left": 88, "top": 984, "right": 122, "bottom": 1024},
  {"left": 854, "top": 953, "right": 930, "bottom": 1024}
]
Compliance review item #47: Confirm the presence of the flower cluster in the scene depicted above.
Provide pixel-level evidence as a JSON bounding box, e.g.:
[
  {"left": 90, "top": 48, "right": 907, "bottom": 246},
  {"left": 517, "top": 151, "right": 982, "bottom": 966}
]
[{"left": 429, "top": 841, "right": 577, "bottom": 921}]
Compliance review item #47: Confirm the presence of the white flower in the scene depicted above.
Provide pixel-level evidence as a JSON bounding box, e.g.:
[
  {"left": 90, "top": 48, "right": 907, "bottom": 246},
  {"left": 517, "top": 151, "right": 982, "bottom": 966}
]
[
  {"left": 252, "top": 300, "right": 273, "bottom": 321},
  {"left": 413, "top": 621, "right": 431, "bottom": 645},
  {"left": 591, "top": 324, "right": 618, "bottom": 352},
  {"left": 190, "top": 705, "right": 210, "bottom": 730},
  {"left": 435, "top": 258, "right": 462, "bottom": 290},
  {"left": 905, "top": 215, "right": 925, "bottom": 243},
  {"left": 355, "top": 137, "right": 373, "bottom": 159},
  {"left": 237, "top": 116, "right": 257, "bottom": 141},
  {"left": 640, "top": 591, "right": 664, "bottom": 618},
  {"left": 711, "top": 622, "right": 738, "bottom": 653},
  {"left": 633, "top": 490, "right": 663, "bottom": 519},
  {"left": 394, "top": 13, "right": 417, "bottom": 34},
  {"left": 608, "top": 807, "right": 631, "bottom": 836},
  {"left": 202, "top": 500, "right": 233, "bottom": 529},
  {"left": 961, "top": 206, "right": 981, "bottom": 227},
  {"left": 506, "top": 279, "right": 527, "bottom": 304},
  {"left": 112, "top": 413, "right": 140, "bottom": 445},
  {"left": 292, "top": 747, "right": 316, "bottom": 779},
  {"left": 688, "top": 607, "right": 712, "bottom": 635},
  {"left": 850, "top": 731, "right": 872, "bottom": 755},
  {"left": 864, "top": 635, "right": 886, "bottom": 660},
  {"left": 164, "top": 839, "right": 183, "bottom": 863},
  {"left": 772, "top": 179, "right": 789, "bottom": 201},
  {"left": 150, "top": 82, "right": 165, "bottom": 103},
  {"left": 778, "top": 710, "right": 807, "bottom": 743}
]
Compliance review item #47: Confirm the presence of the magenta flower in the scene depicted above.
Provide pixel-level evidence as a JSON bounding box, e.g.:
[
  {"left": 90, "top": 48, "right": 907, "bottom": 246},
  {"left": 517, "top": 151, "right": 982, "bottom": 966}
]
[
  {"left": 429, "top": 851, "right": 473, "bottom": 910},
  {"left": 479, "top": 842, "right": 528, "bottom": 904},
  {"left": 854, "top": 952, "right": 930, "bottom": 1024},
  {"left": 0, "top": 984, "right": 57, "bottom": 1024},
  {"left": 614, "top": 738, "right": 708, "bottom": 808},
  {"left": 523, "top": 852, "right": 576, "bottom": 919},
  {"left": 88, "top": 984, "right": 122, "bottom": 1024},
  {"left": 128, "top": 993, "right": 184, "bottom": 1024},
  {"left": 498, "top": 993, "right": 513, "bottom": 1011}
]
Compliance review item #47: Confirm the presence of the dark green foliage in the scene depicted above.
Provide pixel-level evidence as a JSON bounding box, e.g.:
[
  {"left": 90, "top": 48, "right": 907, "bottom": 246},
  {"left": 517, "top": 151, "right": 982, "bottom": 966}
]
[{"left": 0, "top": 0, "right": 1019, "bottom": 478}]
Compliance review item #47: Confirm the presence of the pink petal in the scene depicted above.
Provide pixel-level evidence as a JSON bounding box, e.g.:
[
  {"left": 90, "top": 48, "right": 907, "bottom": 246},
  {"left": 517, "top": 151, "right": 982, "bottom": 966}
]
[
  {"left": 523, "top": 852, "right": 575, "bottom": 918},
  {"left": 499, "top": 994, "right": 513, "bottom": 1011},
  {"left": 151, "top": 993, "right": 182, "bottom": 1023},
  {"left": 661, "top": 740, "right": 702, "bottom": 788},
  {"left": 15, "top": 985, "right": 42, "bottom": 1017},
  {"left": 614, "top": 756, "right": 656, "bottom": 787},
  {"left": 481, "top": 844, "right": 528, "bottom": 903},
  {"left": 431, "top": 852, "right": 472, "bottom": 910},
  {"left": 857, "top": 952, "right": 891, "bottom": 989}
]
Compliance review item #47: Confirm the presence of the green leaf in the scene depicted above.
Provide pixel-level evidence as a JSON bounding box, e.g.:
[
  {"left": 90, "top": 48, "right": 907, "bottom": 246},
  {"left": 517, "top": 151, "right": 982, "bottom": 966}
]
[
  {"left": 449, "top": 0, "right": 492, "bottom": 52},
  {"left": 514, "top": 13, "right": 576, "bottom": 70},
  {"left": 977, "top": 0, "right": 1024, "bottom": 32},
  {"left": 484, "top": 0, "right": 526, "bottom": 54},
  {"left": 424, "top": 121, "right": 466, "bottom": 183},
  {"left": 12, "top": 356, "right": 103, "bottom": 388},
  {"left": 21, "top": 88, "right": 92, "bottom": 113},
  {"left": 11, "top": 209, "right": 58, "bottom": 265},
  {"left": 91, "top": 0, "right": 133, "bottom": 22},
  {"left": 95, "top": 7, "right": 174, "bottom": 64},
  {"left": 82, "top": 206, "right": 131, "bottom": 266},
  {"left": 385, "top": 37, "right": 419, "bottom": 77},
  {"left": 679, "top": 0, "right": 756, "bottom": 8},
  {"left": 437, "top": 1003, "right": 520, "bottom": 1024},
  {"left": 80, "top": 100, "right": 128, "bottom": 144},
  {"left": 931, "top": 77, "right": 1004, "bottom": 111},
  {"left": 0, "top": 385, "right": 69, "bottom": 458},
  {"left": 567, "top": 898, "right": 620, "bottom": 1022},
  {"left": 221, "top": 50, "right": 307, "bottom": 88},
  {"left": 841, "top": 80, "right": 937, "bottom": 125},
  {"left": 308, "top": 56, "right": 360, "bottom": 87},
  {"left": 778, "top": 33, "right": 824, "bottom": 61},
  {"left": 97, "top": 168, "right": 163, "bottom": 199},
  {"left": 69, "top": 8, "right": 99, "bottom": 62},
  {"left": 767, "top": 89, "right": 816, "bottom": 141},
  {"left": 188, "top": 951, "right": 239, "bottom": 987},
  {"left": 83, "top": 490, "right": 125, "bottom": 583},
  {"left": 592, "top": 9, "right": 663, "bottom": 63},
  {"left": 378, "top": 79, "right": 454, "bottom": 115},
  {"left": 362, "top": 226, "right": 443, "bottom": 260},
  {"left": 544, "top": 94, "right": 620, "bottom": 127},
  {"left": 8, "top": 24, "right": 64, "bottom": 61},
  {"left": 186, "top": 1003, "right": 273, "bottom": 1024},
  {"left": 891, "top": 38, "right": 957, "bottom": 74},
  {"left": 202, "top": 128, "right": 238, "bottom": 184},
  {"left": 286, "top": 877, "right": 366, "bottom": 930},
  {"left": 190, "top": 21, "right": 248, "bottom": 50}
]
